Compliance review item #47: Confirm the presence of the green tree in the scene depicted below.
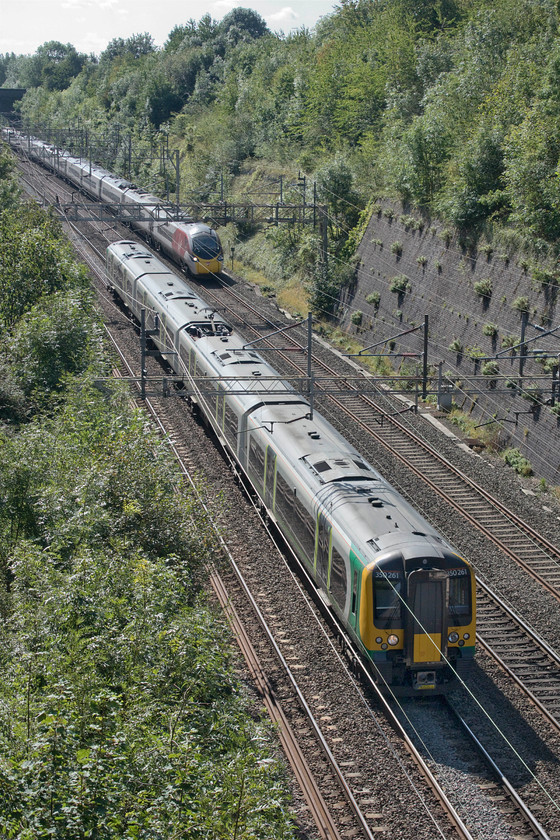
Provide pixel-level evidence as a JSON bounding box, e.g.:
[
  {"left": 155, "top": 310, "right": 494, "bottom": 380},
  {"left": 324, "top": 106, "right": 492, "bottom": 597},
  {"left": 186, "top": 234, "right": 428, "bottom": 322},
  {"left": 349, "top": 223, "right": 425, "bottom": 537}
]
[
  {"left": 0, "top": 203, "right": 87, "bottom": 330},
  {"left": 23, "top": 41, "right": 87, "bottom": 91}
]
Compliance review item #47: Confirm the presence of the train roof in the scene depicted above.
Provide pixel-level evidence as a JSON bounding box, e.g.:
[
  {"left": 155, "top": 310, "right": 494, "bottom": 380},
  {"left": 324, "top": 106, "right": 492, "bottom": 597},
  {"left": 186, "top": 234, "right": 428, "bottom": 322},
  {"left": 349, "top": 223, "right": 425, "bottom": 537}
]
[
  {"left": 108, "top": 241, "right": 174, "bottom": 277},
  {"left": 247, "top": 401, "right": 456, "bottom": 561}
]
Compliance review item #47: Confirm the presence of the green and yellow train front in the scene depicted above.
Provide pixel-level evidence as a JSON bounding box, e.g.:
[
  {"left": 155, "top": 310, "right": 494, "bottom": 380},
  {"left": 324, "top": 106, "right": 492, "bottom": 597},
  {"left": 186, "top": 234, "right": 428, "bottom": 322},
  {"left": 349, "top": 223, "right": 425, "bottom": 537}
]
[{"left": 357, "top": 549, "right": 476, "bottom": 694}]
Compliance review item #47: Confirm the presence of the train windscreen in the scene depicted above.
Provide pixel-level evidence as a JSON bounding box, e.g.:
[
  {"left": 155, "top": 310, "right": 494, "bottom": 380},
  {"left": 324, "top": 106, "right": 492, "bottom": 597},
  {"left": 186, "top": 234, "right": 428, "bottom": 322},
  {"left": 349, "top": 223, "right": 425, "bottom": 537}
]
[
  {"left": 374, "top": 573, "right": 403, "bottom": 629},
  {"left": 448, "top": 568, "right": 472, "bottom": 625},
  {"left": 192, "top": 233, "right": 221, "bottom": 260}
]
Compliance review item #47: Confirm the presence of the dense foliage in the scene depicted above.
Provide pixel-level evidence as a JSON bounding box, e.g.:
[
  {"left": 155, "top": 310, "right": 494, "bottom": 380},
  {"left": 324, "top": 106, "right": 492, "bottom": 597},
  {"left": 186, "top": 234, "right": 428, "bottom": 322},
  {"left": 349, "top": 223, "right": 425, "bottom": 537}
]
[
  {"left": 5, "top": 1, "right": 560, "bottom": 312},
  {"left": 0, "top": 154, "right": 296, "bottom": 837}
]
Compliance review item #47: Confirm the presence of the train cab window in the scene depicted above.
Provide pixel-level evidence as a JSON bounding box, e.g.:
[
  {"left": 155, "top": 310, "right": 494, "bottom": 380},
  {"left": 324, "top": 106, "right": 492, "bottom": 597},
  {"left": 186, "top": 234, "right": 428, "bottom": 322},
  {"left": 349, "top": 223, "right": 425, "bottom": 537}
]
[
  {"left": 192, "top": 233, "right": 221, "bottom": 260},
  {"left": 330, "top": 547, "right": 347, "bottom": 608},
  {"left": 448, "top": 570, "right": 472, "bottom": 625},
  {"left": 374, "top": 574, "right": 403, "bottom": 629}
]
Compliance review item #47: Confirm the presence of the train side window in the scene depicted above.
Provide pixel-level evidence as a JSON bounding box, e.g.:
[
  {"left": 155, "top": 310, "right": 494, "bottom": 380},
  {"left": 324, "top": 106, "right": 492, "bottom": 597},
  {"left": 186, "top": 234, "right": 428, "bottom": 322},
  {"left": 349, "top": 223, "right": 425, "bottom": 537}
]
[
  {"left": 316, "top": 513, "right": 330, "bottom": 585},
  {"left": 265, "top": 447, "right": 276, "bottom": 508},
  {"left": 274, "top": 470, "right": 314, "bottom": 560},
  {"left": 215, "top": 384, "right": 224, "bottom": 425},
  {"left": 352, "top": 570, "right": 359, "bottom": 614},
  {"left": 248, "top": 435, "right": 266, "bottom": 490},
  {"left": 292, "top": 491, "right": 315, "bottom": 559},
  {"left": 224, "top": 403, "right": 238, "bottom": 445},
  {"left": 275, "top": 469, "right": 294, "bottom": 522},
  {"left": 330, "top": 547, "right": 347, "bottom": 609}
]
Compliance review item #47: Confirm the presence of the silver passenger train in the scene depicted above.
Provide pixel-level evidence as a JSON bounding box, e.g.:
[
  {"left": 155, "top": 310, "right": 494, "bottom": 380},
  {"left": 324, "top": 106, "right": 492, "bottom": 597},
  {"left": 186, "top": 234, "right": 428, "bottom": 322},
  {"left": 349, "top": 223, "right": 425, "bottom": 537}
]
[
  {"left": 3, "top": 128, "right": 223, "bottom": 277},
  {"left": 106, "top": 240, "right": 476, "bottom": 695}
]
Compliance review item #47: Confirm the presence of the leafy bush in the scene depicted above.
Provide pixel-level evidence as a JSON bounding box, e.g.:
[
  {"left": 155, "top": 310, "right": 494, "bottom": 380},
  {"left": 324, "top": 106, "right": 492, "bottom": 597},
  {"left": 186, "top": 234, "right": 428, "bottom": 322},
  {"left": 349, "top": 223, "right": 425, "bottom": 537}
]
[
  {"left": 481, "top": 360, "right": 500, "bottom": 376},
  {"left": 389, "top": 274, "right": 410, "bottom": 294},
  {"left": 482, "top": 323, "right": 498, "bottom": 337},
  {"left": 366, "top": 291, "right": 380, "bottom": 309},
  {"left": 501, "top": 334, "right": 519, "bottom": 349},
  {"left": 474, "top": 278, "right": 493, "bottom": 298},
  {"left": 0, "top": 384, "right": 297, "bottom": 838},
  {"left": 390, "top": 240, "right": 403, "bottom": 256},
  {"left": 467, "top": 346, "right": 485, "bottom": 359},
  {"left": 449, "top": 338, "right": 463, "bottom": 353},
  {"left": 512, "top": 295, "right": 530, "bottom": 312},
  {"left": 351, "top": 309, "right": 363, "bottom": 326},
  {"left": 0, "top": 202, "right": 88, "bottom": 329},
  {"left": 8, "top": 290, "right": 101, "bottom": 405},
  {"left": 532, "top": 266, "right": 558, "bottom": 288},
  {"left": 503, "top": 447, "right": 533, "bottom": 476},
  {"left": 400, "top": 214, "right": 418, "bottom": 230}
]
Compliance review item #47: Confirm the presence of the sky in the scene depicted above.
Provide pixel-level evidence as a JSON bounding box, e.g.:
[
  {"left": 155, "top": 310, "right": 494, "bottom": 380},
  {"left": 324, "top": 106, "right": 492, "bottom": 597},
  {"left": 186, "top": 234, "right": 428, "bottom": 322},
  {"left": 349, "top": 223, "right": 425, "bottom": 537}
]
[{"left": 0, "top": 0, "right": 336, "bottom": 57}]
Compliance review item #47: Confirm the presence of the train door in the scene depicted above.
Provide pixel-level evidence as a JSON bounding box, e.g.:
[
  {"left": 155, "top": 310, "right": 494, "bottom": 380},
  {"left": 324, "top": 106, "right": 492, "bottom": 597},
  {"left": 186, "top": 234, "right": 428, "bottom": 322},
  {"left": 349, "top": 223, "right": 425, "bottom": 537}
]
[
  {"left": 350, "top": 566, "right": 360, "bottom": 631},
  {"left": 405, "top": 569, "right": 449, "bottom": 666},
  {"left": 316, "top": 512, "right": 331, "bottom": 587},
  {"left": 265, "top": 447, "right": 276, "bottom": 510}
]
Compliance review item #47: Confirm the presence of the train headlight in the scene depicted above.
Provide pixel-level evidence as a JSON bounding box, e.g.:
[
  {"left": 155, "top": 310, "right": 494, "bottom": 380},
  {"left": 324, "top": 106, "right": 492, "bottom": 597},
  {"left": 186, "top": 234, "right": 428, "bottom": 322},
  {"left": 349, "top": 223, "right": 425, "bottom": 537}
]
[
  {"left": 387, "top": 634, "right": 399, "bottom": 646},
  {"left": 463, "top": 633, "right": 470, "bottom": 640},
  {"left": 375, "top": 637, "right": 383, "bottom": 644},
  {"left": 448, "top": 632, "right": 459, "bottom": 644}
]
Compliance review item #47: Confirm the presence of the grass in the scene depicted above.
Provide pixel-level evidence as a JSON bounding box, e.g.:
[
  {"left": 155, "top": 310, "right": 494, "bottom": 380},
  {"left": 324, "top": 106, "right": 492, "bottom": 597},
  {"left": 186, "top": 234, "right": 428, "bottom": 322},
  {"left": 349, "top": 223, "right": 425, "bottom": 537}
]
[{"left": 277, "top": 278, "right": 309, "bottom": 318}]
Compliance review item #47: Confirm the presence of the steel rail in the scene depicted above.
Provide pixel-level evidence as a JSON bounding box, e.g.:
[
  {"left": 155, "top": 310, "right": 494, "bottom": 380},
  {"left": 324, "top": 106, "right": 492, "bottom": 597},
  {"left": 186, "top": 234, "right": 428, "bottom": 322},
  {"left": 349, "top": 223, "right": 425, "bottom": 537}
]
[
  {"left": 446, "top": 702, "right": 552, "bottom": 840},
  {"left": 209, "top": 569, "right": 343, "bottom": 840},
  {"left": 476, "top": 580, "right": 560, "bottom": 737}
]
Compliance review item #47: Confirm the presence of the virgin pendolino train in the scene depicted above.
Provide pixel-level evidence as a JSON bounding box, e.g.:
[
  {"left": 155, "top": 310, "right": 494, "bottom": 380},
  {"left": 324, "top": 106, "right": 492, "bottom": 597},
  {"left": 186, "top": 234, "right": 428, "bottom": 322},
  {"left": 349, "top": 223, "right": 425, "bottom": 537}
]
[
  {"left": 3, "top": 128, "right": 223, "bottom": 277},
  {"left": 106, "top": 239, "right": 476, "bottom": 695}
]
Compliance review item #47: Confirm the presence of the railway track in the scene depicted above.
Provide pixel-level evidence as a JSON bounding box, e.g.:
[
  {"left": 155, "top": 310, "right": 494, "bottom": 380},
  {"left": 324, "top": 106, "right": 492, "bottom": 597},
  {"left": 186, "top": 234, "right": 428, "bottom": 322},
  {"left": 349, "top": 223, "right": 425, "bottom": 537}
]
[
  {"left": 476, "top": 583, "right": 560, "bottom": 734},
  {"left": 399, "top": 697, "right": 552, "bottom": 840}
]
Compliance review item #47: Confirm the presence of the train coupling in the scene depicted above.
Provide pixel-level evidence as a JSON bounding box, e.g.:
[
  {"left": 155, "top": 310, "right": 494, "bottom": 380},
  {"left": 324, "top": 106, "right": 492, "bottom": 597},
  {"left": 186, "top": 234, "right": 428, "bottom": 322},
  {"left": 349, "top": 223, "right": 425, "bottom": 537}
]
[{"left": 413, "top": 670, "right": 437, "bottom": 691}]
